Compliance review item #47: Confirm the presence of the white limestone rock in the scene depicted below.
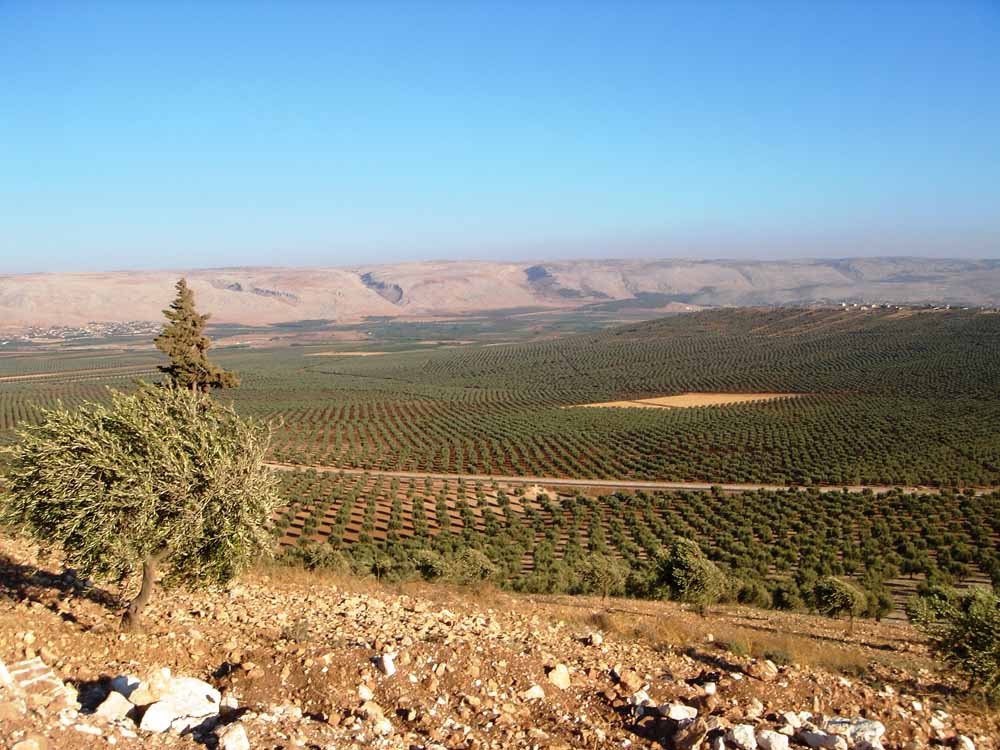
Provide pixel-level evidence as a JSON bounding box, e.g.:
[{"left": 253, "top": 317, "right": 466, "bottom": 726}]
[
  {"left": 218, "top": 722, "right": 251, "bottom": 750},
  {"left": 757, "top": 729, "right": 790, "bottom": 750},
  {"left": 94, "top": 690, "right": 134, "bottom": 722},
  {"left": 727, "top": 724, "right": 758, "bottom": 750}
]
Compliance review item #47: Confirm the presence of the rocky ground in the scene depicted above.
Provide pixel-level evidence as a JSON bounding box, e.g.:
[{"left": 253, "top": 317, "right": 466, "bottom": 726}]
[{"left": 1, "top": 536, "right": 995, "bottom": 750}]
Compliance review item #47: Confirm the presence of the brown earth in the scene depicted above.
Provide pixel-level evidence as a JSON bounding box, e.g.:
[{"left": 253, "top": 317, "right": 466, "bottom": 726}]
[
  {"left": 570, "top": 393, "right": 803, "bottom": 409},
  {"left": 2, "top": 535, "right": 994, "bottom": 750}
]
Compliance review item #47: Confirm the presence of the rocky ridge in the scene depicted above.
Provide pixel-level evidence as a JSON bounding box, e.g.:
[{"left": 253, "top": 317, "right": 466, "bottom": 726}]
[
  {"left": 0, "top": 536, "right": 995, "bottom": 750},
  {"left": 3, "top": 257, "right": 1000, "bottom": 329}
]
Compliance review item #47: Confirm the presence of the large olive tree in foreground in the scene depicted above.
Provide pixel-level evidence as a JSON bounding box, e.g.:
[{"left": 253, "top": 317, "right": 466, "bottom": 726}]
[{"left": 1, "top": 386, "right": 279, "bottom": 630}]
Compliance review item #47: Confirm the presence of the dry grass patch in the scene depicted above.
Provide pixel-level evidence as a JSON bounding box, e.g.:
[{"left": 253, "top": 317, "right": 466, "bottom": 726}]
[
  {"left": 570, "top": 392, "right": 802, "bottom": 409},
  {"left": 614, "top": 606, "right": 876, "bottom": 675},
  {"left": 537, "top": 594, "right": 928, "bottom": 679}
]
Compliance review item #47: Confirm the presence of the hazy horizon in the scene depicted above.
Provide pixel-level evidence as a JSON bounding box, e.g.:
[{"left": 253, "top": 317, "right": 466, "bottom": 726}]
[
  {"left": 2, "top": 1, "right": 998, "bottom": 273},
  {"left": 4, "top": 249, "right": 1000, "bottom": 279}
]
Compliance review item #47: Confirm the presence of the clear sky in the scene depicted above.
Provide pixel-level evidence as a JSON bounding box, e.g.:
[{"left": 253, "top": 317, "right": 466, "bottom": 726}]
[{"left": 1, "top": 1, "right": 998, "bottom": 273}]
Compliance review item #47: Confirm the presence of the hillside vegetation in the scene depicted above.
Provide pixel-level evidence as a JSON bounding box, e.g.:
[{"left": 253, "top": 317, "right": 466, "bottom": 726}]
[
  {"left": 271, "top": 467, "right": 1000, "bottom": 613},
  {"left": 237, "top": 307, "right": 1000, "bottom": 488},
  {"left": 3, "top": 305, "right": 1000, "bottom": 749},
  {"left": 3, "top": 307, "right": 999, "bottom": 487}
]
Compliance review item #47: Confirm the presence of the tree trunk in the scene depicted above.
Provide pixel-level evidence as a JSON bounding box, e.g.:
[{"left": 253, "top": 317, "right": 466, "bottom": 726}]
[{"left": 121, "top": 553, "right": 164, "bottom": 631}]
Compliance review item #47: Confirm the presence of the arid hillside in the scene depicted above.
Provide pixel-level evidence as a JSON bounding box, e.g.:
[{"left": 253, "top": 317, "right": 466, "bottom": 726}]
[
  {"left": 1, "top": 535, "right": 995, "bottom": 750},
  {"left": 2, "top": 257, "right": 999, "bottom": 328}
]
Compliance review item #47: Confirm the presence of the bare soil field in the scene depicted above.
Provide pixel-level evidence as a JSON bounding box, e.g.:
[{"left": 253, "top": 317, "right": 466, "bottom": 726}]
[{"left": 571, "top": 392, "right": 803, "bottom": 409}]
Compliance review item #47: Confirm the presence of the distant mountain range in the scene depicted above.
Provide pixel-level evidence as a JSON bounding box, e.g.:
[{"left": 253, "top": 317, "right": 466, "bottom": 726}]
[{"left": 2, "top": 257, "right": 998, "bottom": 328}]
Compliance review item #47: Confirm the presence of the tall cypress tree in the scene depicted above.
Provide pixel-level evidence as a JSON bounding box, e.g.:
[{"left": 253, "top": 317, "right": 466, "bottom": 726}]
[{"left": 155, "top": 278, "right": 239, "bottom": 392}]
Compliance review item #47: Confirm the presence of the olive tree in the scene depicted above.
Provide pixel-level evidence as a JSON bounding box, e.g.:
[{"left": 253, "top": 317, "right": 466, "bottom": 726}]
[
  {"left": 655, "top": 538, "right": 728, "bottom": 615},
  {"left": 578, "top": 552, "right": 629, "bottom": 601},
  {"left": 413, "top": 549, "right": 449, "bottom": 581},
  {"left": 814, "top": 576, "right": 866, "bottom": 631},
  {"left": 447, "top": 548, "right": 496, "bottom": 585},
  {"left": 908, "top": 586, "right": 1000, "bottom": 703},
  {"left": 1, "top": 386, "right": 279, "bottom": 630}
]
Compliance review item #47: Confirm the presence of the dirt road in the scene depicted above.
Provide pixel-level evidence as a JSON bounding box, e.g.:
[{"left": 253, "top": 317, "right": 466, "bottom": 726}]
[{"left": 264, "top": 461, "right": 992, "bottom": 496}]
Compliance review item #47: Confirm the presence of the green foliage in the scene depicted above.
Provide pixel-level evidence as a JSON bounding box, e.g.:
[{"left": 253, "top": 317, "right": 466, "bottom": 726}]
[
  {"left": 241, "top": 307, "right": 1000, "bottom": 488},
  {"left": 654, "top": 538, "right": 728, "bottom": 614},
  {"left": 155, "top": 279, "right": 239, "bottom": 392},
  {"left": 269, "top": 466, "right": 999, "bottom": 619},
  {"left": 280, "top": 541, "right": 350, "bottom": 573},
  {"left": 413, "top": 549, "right": 448, "bottom": 581},
  {"left": 4, "top": 308, "right": 1000, "bottom": 488},
  {"left": 577, "top": 552, "right": 629, "bottom": 599},
  {"left": 814, "top": 576, "right": 866, "bottom": 620},
  {"left": 770, "top": 581, "right": 805, "bottom": 611},
  {"left": 447, "top": 547, "right": 496, "bottom": 585},
  {"left": 1, "top": 385, "right": 278, "bottom": 589},
  {"left": 5, "top": 307, "right": 1000, "bottom": 621},
  {"left": 857, "top": 571, "right": 895, "bottom": 621},
  {"left": 736, "top": 578, "right": 773, "bottom": 608},
  {"left": 908, "top": 586, "right": 1000, "bottom": 702}
]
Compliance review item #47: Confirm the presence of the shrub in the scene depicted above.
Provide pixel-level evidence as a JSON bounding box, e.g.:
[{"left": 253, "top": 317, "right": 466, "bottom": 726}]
[
  {"left": 1, "top": 385, "right": 279, "bottom": 630},
  {"left": 908, "top": 586, "right": 1000, "bottom": 702},
  {"left": 654, "top": 538, "right": 728, "bottom": 615},
  {"left": 447, "top": 548, "right": 496, "bottom": 585},
  {"left": 770, "top": 581, "right": 805, "bottom": 611},
  {"left": 413, "top": 549, "right": 448, "bottom": 581},
  {"left": 862, "top": 587, "right": 896, "bottom": 621},
  {"left": 736, "top": 578, "right": 773, "bottom": 609},
  {"left": 814, "top": 576, "right": 866, "bottom": 628},
  {"left": 577, "top": 552, "right": 629, "bottom": 600},
  {"left": 281, "top": 542, "right": 350, "bottom": 573}
]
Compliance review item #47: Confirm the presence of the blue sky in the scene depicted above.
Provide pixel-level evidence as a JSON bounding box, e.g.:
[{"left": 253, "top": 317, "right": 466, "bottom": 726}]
[{"left": 1, "top": 1, "right": 998, "bottom": 273}]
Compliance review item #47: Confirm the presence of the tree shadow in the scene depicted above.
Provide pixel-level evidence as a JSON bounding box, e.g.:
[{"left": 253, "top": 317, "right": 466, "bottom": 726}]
[
  {"left": 604, "top": 693, "right": 675, "bottom": 748},
  {"left": 66, "top": 675, "right": 118, "bottom": 714},
  {"left": 0, "top": 552, "right": 120, "bottom": 622},
  {"left": 727, "top": 618, "right": 900, "bottom": 652},
  {"left": 681, "top": 646, "right": 741, "bottom": 674}
]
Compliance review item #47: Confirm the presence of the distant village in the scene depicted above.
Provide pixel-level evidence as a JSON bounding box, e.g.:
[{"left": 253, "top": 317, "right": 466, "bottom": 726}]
[{"left": 0, "top": 320, "right": 160, "bottom": 346}]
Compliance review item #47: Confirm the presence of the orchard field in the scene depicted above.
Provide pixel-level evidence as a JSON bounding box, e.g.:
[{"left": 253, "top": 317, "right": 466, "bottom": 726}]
[
  {"left": 3, "top": 305, "right": 1000, "bottom": 611},
  {"left": 240, "top": 306, "right": 1000, "bottom": 488},
  {"left": 2, "top": 307, "right": 1000, "bottom": 488},
  {"left": 271, "top": 468, "right": 1000, "bottom": 615}
]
